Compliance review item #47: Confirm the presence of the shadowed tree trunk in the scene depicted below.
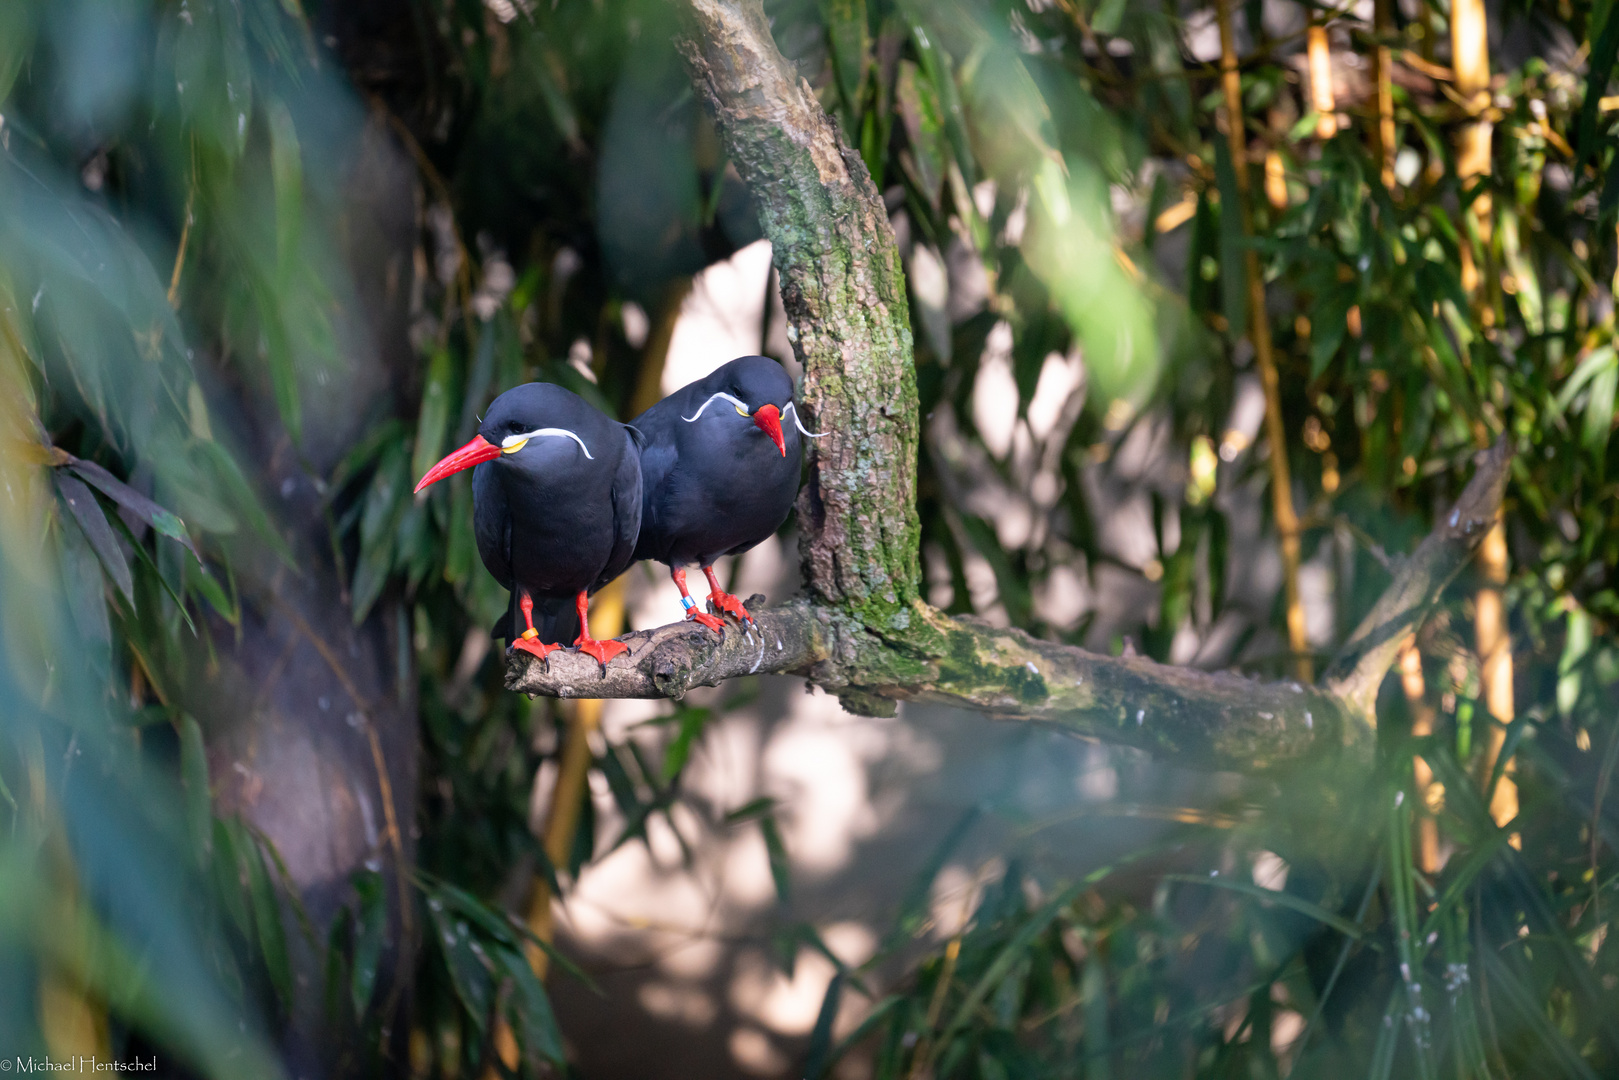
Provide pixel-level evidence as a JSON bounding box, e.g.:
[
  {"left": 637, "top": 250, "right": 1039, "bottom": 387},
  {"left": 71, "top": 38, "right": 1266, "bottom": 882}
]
[
  {"left": 505, "top": 0, "right": 1515, "bottom": 778},
  {"left": 199, "top": 115, "right": 420, "bottom": 1075}
]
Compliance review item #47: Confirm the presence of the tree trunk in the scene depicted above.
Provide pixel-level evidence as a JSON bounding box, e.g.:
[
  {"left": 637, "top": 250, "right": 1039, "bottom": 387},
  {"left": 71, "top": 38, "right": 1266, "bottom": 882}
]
[{"left": 201, "top": 114, "right": 421, "bottom": 1075}]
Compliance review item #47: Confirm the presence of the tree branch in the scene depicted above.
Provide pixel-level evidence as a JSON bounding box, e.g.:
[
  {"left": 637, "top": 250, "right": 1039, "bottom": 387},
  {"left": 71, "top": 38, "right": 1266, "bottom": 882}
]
[
  {"left": 1322, "top": 437, "right": 1512, "bottom": 719},
  {"left": 503, "top": 1, "right": 1518, "bottom": 777},
  {"left": 508, "top": 599, "right": 1364, "bottom": 773}
]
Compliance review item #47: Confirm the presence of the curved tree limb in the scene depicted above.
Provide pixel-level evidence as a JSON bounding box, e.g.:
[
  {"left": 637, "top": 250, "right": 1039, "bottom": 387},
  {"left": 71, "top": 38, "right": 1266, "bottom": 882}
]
[
  {"left": 506, "top": 0, "right": 1516, "bottom": 777},
  {"left": 510, "top": 599, "right": 1361, "bottom": 773}
]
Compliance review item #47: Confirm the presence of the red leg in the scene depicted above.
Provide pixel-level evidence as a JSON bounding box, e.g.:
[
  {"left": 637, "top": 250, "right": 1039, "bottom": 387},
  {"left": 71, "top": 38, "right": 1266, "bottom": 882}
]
[
  {"left": 673, "top": 567, "right": 726, "bottom": 634},
  {"left": 703, "top": 565, "right": 753, "bottom": 624},
  {"left": 510, "top": 591, "right": 560, "bottom": 661},
  {"left": 572, "top": 590, "right": 628, "bottom": 669}
]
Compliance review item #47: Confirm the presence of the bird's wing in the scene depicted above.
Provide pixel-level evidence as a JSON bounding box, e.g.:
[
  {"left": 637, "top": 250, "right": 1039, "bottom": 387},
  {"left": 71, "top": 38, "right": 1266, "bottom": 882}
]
[
  {"left": 629, "top": 400, "right": 682, "bottom": 563},
  {"left": 472, "top": 463, "right": 512, "bottom": 588},
  {"left": 595, "top": 426, "right": 644, "bottom": 592}
]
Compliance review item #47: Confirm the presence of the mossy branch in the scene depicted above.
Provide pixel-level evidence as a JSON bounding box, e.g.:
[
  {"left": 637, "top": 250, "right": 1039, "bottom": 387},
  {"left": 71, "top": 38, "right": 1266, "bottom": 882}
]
[{"left": 505, "top": 0, "right": 1516, "bottom": 777}]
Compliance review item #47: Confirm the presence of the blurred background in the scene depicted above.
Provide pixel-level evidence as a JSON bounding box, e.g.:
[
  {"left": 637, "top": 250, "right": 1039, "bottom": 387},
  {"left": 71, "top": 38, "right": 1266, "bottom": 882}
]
[{"left": 1, "top": 0, "right": 1617, "bottom": 1078}]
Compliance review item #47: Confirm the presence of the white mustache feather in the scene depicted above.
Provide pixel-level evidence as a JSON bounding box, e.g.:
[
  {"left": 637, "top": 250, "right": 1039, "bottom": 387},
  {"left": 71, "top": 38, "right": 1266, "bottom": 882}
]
[
  {"left": 501, "top": 427, "right": 594, "bottom": 459},
  {"left": 681, "top": 392, "right": 826, "bottom": 439},
  {"left": 681, "top": 391, "right": 751, "bottom": 422}
]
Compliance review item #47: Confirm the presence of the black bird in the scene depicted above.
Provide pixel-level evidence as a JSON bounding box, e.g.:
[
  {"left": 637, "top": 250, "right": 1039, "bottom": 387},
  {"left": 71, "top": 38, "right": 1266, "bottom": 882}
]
[
  {"left": 631, "top": 355, "right": 822, "bottom": 632},
  {"left": 415, "top": 382, "right": 641, "bottom": 668}
]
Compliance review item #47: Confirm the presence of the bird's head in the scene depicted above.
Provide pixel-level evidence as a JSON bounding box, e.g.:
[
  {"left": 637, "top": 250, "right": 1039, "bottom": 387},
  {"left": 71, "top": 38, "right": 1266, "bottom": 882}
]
[
  {"left": 680, "top": 355, "right": 823, "bottom": 457},
  {"left": 415, "top": 383, "right": 598, "bottom": 494}
]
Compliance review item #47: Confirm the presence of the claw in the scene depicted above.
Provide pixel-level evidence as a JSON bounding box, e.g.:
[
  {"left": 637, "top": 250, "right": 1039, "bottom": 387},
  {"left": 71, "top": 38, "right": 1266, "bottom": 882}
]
[
  {"left": 574, "top": 634, "right": 629, "bottom": 672},
  {"left": 687, "top": 610, "right": 727, "bottom": 635},
  {"left": 511, "top": 635, "right": 560, "bottom": 665},
  {"left": 707, "top": 590, "right": 753, "bottom": 624}
]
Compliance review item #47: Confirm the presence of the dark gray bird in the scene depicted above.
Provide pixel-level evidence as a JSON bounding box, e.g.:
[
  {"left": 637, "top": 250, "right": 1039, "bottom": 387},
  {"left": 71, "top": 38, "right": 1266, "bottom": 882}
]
[
  {"left": 414, "top": 382, "right": 641, "bottom": 668},
  {"left": 631, "top": 355, "right": 822, "bottom": 632}
]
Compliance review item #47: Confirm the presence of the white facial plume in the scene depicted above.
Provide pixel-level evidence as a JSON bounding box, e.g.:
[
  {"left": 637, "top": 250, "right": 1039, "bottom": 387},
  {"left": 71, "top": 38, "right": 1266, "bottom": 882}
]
[{"left": 500, "top": 427, "right": 594, "bottom": 459}]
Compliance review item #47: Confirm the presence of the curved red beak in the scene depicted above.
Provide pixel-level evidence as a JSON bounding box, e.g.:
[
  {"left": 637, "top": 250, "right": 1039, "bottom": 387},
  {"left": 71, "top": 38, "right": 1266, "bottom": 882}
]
[
  {"left": 753, "top": 404, "right": 785, "bottom": 456},
  {"left": 415, "top": 434, "right": 502, "bottom": 493}
]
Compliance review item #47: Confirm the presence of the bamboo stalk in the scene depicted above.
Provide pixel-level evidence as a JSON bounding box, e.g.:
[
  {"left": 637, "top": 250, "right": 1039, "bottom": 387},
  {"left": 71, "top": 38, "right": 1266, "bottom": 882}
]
[
  {"left": 1476, "top": 521, "right": 1519, "bottom": 839},
  {"left": 1399, "top": 639, "right": 1442, "bottom": 874},
  {"left": 1449, "top": 0, "right": 1518, "bottom": 839},
  {"left": 1216, "top": 0, "right": 1311, "bottom": 682},
  {"left": 1307, "top": 22, "right": 1337, "bottom": 139},
  {"left": 1373, "top": 0, "right": 1396, "bottom": 187},
  {"left": 1452, "top": 0, "right": 1493, "bottom": 297}
]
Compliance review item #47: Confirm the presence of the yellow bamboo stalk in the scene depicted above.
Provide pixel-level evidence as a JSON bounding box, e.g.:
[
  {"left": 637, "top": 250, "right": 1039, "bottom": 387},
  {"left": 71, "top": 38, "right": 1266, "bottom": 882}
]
[
  {"left": 1307, "top": 23, "right": 1338, "bottom": 139},
  {"left": 1452, "top": 0, "right": 1493, "bottom": 297},
  {"left": 1449, "top": 0, "right": 1518, "bottom": 839},
  {"left": 1264, "top": 150, "right": 1288, "bottom": 211},
  {"left": 1399, "top": 640, "right": 1442, "bottom": 874},
  {"left": 1373, "top": 0, "right": 1396, "bottom": 187},
  {"left": 1476, "top": 522, "right": 1519, "bottom": 840},
  {"left": 1217, "top": 0, "right": 1311, "bottom": 682}
]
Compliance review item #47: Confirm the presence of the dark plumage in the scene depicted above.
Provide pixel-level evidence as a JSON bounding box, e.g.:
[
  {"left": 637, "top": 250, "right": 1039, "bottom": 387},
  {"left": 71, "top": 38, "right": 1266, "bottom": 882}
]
[
  {"left": 631, "top": 355, "right": 813, "bottom": 631},
  {"left": 415, "top": 381, "right": 641, "bottom": 667}
]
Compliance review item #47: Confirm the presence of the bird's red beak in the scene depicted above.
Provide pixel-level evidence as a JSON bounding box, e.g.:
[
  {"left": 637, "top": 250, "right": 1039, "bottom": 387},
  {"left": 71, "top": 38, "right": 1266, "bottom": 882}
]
[
  {"left": 753, "top": 404, "right": 785, "bottom": 457},
  {"left": 415, "top": 434, "right": 502, "bottom": 493}
]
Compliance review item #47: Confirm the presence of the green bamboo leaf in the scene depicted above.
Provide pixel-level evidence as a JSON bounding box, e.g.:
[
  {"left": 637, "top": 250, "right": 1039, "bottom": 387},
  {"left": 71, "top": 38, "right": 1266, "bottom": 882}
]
[
  {"left": 241, "top": 825, "right": 293, "bottom": 1010},
  {"left": 803, "top": 972, "right": 844, "bottom": 1080},
  {"left": 56, "top": 473, "right": 134, "bottom": 608},
  {"left": 352, "top": 444, "right": 410, "bottom": 624},
  {"left": 1553, "top": 345, "right": 1616, "bottom": 414},
  {"left": 188, "top": 561, "right": 239, "bottom": 627},
  {"left": 938, "top": 883, "right": 1084, "bottom": 1046},
  {"left": 1163, "top": 874, "right": 1364, "bottom": 939},
  {"left": 724, "top": 795, "right": 778, "bottom": 825},
  {"left": 423, "top": 875, "right": 596, "bottom": 989},
  {"left": 534, "top": 43, "right": 583, "bottom": 147},
  {"left": 410, "top": 348, "right": 457, "bottom": 490},
  {"left": 351, "top": 869, "right": 387, "bottom": 1017},
  {"left": 211, "top": 820, "right": 252, "bottom": 939},
  {"left": 895, "top": 60, "right": 946, "bottom": 206},
  {"left": 1558, "top": 604, "right": 1592, "bottom": 717},
  {"left": 660, "top": 704, "right": 712, "bottom": 782},
  {"left": 68, "top": 458, "right": 197, "bottom": 560},
  {"left": 426, "top": 894, "right": 494, "bottom": 1033},
  {"left": 177, "top": 714, "right": 212, "bottom": 864},
  {"left": 495, "top": 944, "right": 566, "bottom": 1067},
  {"left": 1581, "top": 359, "right": 1616, "bottom": 464},
  {"left": 760, "top": 813, "right": 791, "bottom": 904},
  {"left": 1092, "top": 0, "right": 1128, "bottom": 34},
  {"left": 822, "top": 0, "right": 871, "bottom": 112},
  {"left": 1577, "top": 9, "right": 1619, "bottom": 170},
  {"left": 268, "top": 99, "right": 303, "bottom": 281}
]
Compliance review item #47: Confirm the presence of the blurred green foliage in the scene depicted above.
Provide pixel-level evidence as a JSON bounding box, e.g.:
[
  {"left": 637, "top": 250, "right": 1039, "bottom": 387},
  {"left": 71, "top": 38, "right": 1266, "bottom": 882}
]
[{"left": 3, "top": 0, "right": 1619, "bottom": 1077}]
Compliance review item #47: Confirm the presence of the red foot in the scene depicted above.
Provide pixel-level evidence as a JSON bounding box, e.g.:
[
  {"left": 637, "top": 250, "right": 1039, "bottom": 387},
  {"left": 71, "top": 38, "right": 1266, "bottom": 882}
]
[
  {"left": 574, "top": 634, "right": 629, "bottom": 669},
  {"left": 707, "top": 590, "right": 752, "bottom": 624},
  {"left": 511, "top": 635, "right": 560, "bottom": 662},
  {"left": 702, "top": 566, "right": 754, "bottom": 624},
  {"left": 686, "top": 610, "right": 727, "bottom": 634}
]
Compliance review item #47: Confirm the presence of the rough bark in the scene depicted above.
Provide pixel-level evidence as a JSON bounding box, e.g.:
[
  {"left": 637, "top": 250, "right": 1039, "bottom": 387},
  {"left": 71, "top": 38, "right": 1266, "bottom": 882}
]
[
  {"left": 505, "top": 0, "right": 1517, "bottom": 779},
  {"left": 676, "top": 0, "right": 921, "bottom": 631}
]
